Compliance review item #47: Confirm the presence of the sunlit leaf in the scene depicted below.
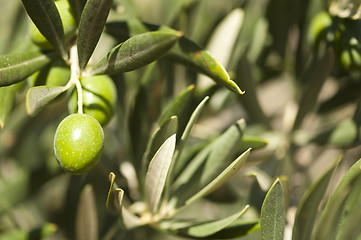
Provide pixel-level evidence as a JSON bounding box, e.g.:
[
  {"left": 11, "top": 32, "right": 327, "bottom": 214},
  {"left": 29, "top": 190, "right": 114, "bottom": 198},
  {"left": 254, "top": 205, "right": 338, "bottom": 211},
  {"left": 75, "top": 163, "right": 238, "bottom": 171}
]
[
  {"left": 171, "top": 119, "right": 246, "bottom": 209},
  {"left": 185, "top": 148, "right": 251, "bottom": 206},
  {"left": 21, "top": 0, "right": 67, "bottom": 58},
  {"left": 76, "top": 185, "right": 98, "bottom": 240},
  {"left": 181, "top": 205, "right": 249, "bottom": 238},
  {"left": 0, "top": 50, "right": 53, "bottom": 87},
  {"left": 260, "top": 178, "right": 286, "bottom": 240},
  {"left": 142, "top": 116, "right": 178, "bottom": 180},
  {"left": 77, "top": 0, "right": 112, "bottom": 70},
  {"left": 292, "top": 156, "right": 341, "bottom": 240},
  {"left": 145, "top": 134, "right": 176, "bottom": 214},
  {"left": 90, "top": 31, "right": 181, "bottom": 75},
  {"left": 26, "top": 85, "right": 67, "bottom": 116}
]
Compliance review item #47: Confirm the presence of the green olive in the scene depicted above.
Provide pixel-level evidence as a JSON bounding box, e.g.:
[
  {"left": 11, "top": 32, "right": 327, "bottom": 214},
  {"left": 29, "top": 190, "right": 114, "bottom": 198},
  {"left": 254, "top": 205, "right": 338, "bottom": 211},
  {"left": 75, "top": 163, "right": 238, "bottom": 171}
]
[
  {"left": 28, "top": 60, "right": 70, "bottom": 87},
  {"left": 53, "top": 114, "right": 104, "bottom": 175},
  {"left": 31, "top": 0, "right": 76, "bottom": 49},
  {"left": 68, "top": 75, "right": 117, "bottom": 126}
]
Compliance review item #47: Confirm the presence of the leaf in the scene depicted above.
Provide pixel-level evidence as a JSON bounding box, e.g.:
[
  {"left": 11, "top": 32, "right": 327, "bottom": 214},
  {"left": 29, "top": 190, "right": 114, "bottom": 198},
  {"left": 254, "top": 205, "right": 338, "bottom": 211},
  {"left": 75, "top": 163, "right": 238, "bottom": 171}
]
[
  {"left": 0, "top": 83, "right": 20, "bottom": 128},
  {"left": 21, "top": 0, "right": 67, "bottom": 58},
  {"left": 76, "top": 185, "right": 98, "bottom": 240},
  {"left": 168, "top": 37, "right": 244, "bottom": 94},
  {"left": 145, "top": 134, "right": 176, "bottom": 214},
  {"left": 260, "top": 178, "right": 286, "bottom": 240},
  {"left": 181, "top": 205, "right": 249, "bottom": 238},
  {"left": 106, "top": 172, "right": 124, "bottom": 213},
  {"left": 185, "top": 148, "right": 251, "bottom": 206},
  {"left": 171, "top": 96, "right": 210, "bottom": 178},
  {"left": 26, "top": 86, "right": 67, "bottom": 116},
  {"left": 205, "top": 219, "right": 260, "bottom": 239},
  {"left": 77, "top": 0, "right": 112, "bottom": 70},
  {"left": 142, "top": 116, "right": 178, "bottom": 181},
  {"left": 90, "top": 31, "right": 182, "bottom": 75},
  {"left": 239, "top": 135, "right": 268, "bottom": 152},
  {"left": 335, "top": 176, "right": 361, "bottom": 240},
  {"left": 170, "top": 119, "right": 246, "bottom": 209},
  {"left": 313, "top": 158, "right": 361, "bottom": 240},
  {"left": 0, "top": 51, "right": 53, "bottom": 87},
  {"left": 292, "top": 156, "right": 341, "bottom": 240},
  {"left": 158, "top": 85, "right": 195, "bottom": 127}
]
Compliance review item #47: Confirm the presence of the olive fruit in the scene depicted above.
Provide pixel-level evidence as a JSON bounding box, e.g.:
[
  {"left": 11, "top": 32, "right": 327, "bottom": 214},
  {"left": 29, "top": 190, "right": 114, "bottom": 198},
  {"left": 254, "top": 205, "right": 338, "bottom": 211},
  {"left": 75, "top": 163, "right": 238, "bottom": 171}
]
[
  {"left": 31, "top": 0, "right": 76, "bottom": 49},
  {"left": 53, "top": 114, "right": 104, "bottom": 174},
  {"left": 28, "top": 60, "right": 70, "bottom": 87},
  {"left": 68, "top": 75, "right": 117, "bottom": 126}
]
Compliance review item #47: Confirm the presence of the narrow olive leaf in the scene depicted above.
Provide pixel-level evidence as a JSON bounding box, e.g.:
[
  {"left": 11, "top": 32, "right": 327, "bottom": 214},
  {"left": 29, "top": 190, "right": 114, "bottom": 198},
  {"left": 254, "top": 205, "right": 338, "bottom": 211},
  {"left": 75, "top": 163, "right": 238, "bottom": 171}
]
[
  {"left": 168, "top": 37, "right": 244, "bottom": 95},
  {"left": 185, "top": 148, "right": 251, "bottom": 207},
  {"left": 21, "top": 0, "right": 66, "bottom": 59},
  {"left": 260, "top": 178, "right": 286, "bottom": 240},
  {"left": 170, "top": 119, "right": 246, "bottom": 209},
  {"left": 145, "top": 134, "right": 176, "bottom": 214},
  {"left": 90, "top": 31, "right": 182, "bottom": 75},
  {"left": 77, "top": 0, "right": 112, "bottom": 70},
  {"left": 292, "top": 155, "right": 341, "bottom": 240},
  {"left": 0, "top": 83, "right": 20, "bottom": 128},
  {"left": 313, "top": 158, "right": 361, "bottom": 240},
  {"left": 26, "top": 86, "right": 67, "bottom": 116},
  {"left": 0, "top": 223, "right": 57, "bottom": 240},
  {"left": 171, "top": 96, "right": 210, "bottom": 178},
  {"left": 158, "top": 85, "right": 195, "bottom": 127},
  {"left": 245, "top": 169, "right": 273, "bottom": 192},
  {"left": 76, "top": 185, "right": 98, "bottom": 240},
  {"left": 206, "top": 219, "right": 260, "bottom": 239},
  {"left": 142, "top": 116, "right": 178, "bottom": 180},
  {"left": 0, "top": 51, "right": 52, "bottom": 87},
  {"left": 336, "top": 176, "right": 361, "bottom": 240},
  {"left": 239, "top": 135, "right": 268, "bottom": 152},
  {"left": 182, "top": 205, "right": 250, "bottom": 238}
]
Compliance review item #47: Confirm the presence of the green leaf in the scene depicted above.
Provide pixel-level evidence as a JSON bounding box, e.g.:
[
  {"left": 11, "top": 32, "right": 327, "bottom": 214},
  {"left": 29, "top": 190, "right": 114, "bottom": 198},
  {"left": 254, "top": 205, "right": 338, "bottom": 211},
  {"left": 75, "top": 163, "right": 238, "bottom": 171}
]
[
  {"left": 292, "top": 156, "right": 341, "bottom": 240},
  {"left": 76, "top": 185, "right": 98, "bottom": 240},
  {"left": 336, "top": 176, "right": 361, "bottom": 240},
  {"left": 181, "top": 205, "right": 249, "bottom": 238},
  {"left": 170, "top": 119, "right": 246, "bottom": 209},
  {"left": 171, "top": 96, "right": 210, "bottom": 178},
  {"left": 21, "top": 0, "right": 67, "bottom": 58},
  {"left": 168, "top": 37, "right": 244, "bottom": 94},
  {"left": 0, "top": 223, "right": 57, "bottom": 240},
  {"left": 313, "top": 158, "right": 361, "bottom": 240},
  {"left": 77, "top": 0, "right": 112, "bottom": 70},
  {"left": 158, "top": 85, "right": 195, "bottom": 127},
  {"left": 142, "top": 116, "right": 178, "bottom": 181},
  {"left": 205, "top": 219, "right": 260, "bottom": 239},
  {"left": 106, "top": 172, "right": 124, "bottom": 213},
  {"left": 90, "top": 31, "right": 181, "bottom": 75},
  {"left": 145, "top": 134, "right": 176, "bottom": 214},
  {"left": 0, "top": 51, "right": 52, "bottom": 87},
  {"left": 185, "top": 148, "right": 251, "bottom": 206},
  {"left": 0, "top": 83, "right": 20, "bottom": 128},
  {"left": 260, "top": 178, "right": 286, "bottom": 240},
  {"left": 26, "top": 86, "right": 67, "bottom": 116}
]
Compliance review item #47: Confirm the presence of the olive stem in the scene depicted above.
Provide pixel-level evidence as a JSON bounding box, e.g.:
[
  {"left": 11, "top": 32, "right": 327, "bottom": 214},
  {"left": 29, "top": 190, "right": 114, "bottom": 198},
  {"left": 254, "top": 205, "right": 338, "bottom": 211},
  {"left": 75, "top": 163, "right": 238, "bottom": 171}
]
[{"left": 68, "top": 44, "right": 84, "bottom": 114}]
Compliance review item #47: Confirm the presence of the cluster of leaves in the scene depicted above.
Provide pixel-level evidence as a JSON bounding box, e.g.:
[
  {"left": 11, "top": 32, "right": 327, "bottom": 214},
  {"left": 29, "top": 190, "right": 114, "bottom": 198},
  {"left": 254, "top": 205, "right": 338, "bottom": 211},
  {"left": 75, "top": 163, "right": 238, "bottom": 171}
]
[{"left": 1, "top": 0, "right": 361, "bottom": 239}]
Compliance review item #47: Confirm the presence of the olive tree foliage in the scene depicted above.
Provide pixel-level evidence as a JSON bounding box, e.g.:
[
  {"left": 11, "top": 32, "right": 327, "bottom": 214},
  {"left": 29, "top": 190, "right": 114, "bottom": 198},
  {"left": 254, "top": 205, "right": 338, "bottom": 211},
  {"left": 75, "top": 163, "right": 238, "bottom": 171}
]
[{"left": 0, "top": 0, "right": 361, "bottom": 239}]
